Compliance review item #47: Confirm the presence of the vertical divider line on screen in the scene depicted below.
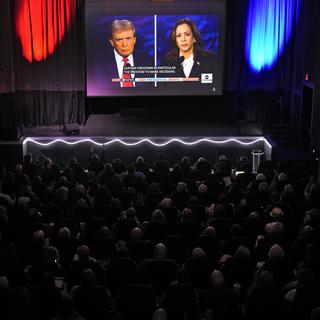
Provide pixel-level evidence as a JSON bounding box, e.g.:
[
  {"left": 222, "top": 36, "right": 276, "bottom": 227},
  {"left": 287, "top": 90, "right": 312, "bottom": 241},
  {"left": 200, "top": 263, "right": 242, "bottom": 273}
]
[{"left": 154, "top": 14, "right": 157, "bottom": 87}]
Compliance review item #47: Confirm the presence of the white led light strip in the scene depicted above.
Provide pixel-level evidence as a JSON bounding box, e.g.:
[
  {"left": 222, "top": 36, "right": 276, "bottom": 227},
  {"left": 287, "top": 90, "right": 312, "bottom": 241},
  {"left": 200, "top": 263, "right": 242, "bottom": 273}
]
[{"left": 23, "top": 137, "right": 272, "bottom": 149}]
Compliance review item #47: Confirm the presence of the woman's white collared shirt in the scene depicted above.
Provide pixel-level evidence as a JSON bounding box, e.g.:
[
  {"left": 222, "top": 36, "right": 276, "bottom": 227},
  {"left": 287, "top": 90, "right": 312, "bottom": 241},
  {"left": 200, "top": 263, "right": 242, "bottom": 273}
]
[{"left": 181, "top": 54, "right": 194, "bottom": 78}]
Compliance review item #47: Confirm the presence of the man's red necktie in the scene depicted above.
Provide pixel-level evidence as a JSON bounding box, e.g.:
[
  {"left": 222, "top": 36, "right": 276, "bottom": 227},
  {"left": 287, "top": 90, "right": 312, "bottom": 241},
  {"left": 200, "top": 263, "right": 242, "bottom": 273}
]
[{"left": 122, "top": 57, "right": 133, "bottom": 87}]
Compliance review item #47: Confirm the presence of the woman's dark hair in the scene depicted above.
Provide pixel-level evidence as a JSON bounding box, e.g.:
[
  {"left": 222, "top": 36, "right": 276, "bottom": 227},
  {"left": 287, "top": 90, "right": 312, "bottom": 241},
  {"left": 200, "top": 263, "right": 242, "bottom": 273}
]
[{"left": 166, "top": 18, "right": 209, "bottom": 61}]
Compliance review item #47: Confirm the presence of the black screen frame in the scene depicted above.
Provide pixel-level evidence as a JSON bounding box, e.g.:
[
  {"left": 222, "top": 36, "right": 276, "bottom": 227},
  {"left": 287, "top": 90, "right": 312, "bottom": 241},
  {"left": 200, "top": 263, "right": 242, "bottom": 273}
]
[{"left": 85, "top": 0, "right": 226, "bottom": 98}]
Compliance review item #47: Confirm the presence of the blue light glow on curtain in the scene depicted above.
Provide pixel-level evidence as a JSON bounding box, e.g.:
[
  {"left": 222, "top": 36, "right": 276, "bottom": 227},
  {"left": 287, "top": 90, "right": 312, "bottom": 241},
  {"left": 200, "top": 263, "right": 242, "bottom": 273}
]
[{"left": 245, "top": 0, "right": 300, "bottom": 73}]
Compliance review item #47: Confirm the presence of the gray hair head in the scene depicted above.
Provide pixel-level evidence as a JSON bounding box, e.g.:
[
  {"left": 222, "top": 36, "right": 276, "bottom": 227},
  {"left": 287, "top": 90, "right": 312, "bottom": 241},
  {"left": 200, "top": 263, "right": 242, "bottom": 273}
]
[{"left": 110, "top": 19, "right": 135, "bottom": 38}]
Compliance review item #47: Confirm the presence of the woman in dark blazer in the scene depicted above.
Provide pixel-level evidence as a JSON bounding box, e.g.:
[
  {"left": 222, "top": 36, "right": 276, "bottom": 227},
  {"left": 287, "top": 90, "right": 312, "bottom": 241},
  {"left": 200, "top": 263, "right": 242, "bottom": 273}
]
[{"left": 161, "top": 18, "right": 216, "bottom": 84}]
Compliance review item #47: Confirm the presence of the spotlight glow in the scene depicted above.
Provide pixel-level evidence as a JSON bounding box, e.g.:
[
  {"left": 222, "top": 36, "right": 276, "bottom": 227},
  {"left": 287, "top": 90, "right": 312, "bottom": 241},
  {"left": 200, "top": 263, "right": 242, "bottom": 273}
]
[{"left": 245, "top": 0, "right": 300, "bottom": 73}]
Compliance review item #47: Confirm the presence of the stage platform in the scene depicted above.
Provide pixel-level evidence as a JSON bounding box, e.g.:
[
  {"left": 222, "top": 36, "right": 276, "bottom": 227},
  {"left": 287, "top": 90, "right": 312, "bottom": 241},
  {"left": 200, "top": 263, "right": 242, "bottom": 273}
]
[
  {"left": 23, "top": 113, "right": 242, "bottom": 137},
  {"left": 2, "top": 113, "right": 275, "bottom": 169}
]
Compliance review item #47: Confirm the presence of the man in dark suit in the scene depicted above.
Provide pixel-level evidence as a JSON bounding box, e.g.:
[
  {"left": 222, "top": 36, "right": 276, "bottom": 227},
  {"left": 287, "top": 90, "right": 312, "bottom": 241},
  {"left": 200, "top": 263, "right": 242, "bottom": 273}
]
[{"left": 94, "top": 19, "right": 153, "bottom": 88}]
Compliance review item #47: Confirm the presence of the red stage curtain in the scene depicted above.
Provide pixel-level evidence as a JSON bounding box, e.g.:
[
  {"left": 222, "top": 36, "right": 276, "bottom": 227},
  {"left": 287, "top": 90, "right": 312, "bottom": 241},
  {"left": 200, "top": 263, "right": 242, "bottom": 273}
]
[
  {"left": 8, "top": 0, "right": 86, "bottom": 126},
  {"left": 15, "top": 0, "right": 76, "bottom": 63}
]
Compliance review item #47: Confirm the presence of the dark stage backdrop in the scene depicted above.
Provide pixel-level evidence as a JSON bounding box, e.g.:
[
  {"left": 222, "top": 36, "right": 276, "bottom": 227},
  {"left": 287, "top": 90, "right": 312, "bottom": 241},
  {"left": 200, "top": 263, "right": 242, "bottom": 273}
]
[
  {"left": 0, "top": 0, "right": 319, "bottom": 134},
  {"left": 311, "top": 0, "right": 320, "bottom": 149},
  {"left": 0, "top": 0, "right": 14, "bottom": 93}
]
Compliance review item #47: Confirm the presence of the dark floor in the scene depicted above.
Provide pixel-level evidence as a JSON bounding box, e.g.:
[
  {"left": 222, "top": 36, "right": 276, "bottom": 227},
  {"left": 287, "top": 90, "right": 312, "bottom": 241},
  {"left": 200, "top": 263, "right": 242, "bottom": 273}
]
[{"left": 23, "top": 113, "right": 240, "bottom": 137}]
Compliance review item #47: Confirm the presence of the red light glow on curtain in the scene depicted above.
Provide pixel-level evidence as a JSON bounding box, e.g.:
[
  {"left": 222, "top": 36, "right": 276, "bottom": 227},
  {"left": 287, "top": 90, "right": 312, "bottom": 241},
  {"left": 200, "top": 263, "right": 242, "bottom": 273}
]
[{"left": 15, "top": 0, "right": 76, "bottom": 62}]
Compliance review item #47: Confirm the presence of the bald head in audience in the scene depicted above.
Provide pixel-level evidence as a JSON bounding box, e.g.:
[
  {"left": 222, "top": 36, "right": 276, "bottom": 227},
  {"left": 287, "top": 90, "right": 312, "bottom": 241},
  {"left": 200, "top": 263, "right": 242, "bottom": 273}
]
[{"left": 154, "top": 243, "right": 167, "bottom": 259}]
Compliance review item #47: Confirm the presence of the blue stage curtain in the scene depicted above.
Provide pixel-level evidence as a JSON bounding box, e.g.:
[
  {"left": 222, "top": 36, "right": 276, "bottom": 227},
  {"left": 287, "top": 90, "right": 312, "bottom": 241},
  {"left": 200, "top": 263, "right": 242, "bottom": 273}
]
[
  {"left": 226, "top": 0, "right": 302, "bottom": 91},
  {"left": 245, "top": 0, "right": 300, "bottom": 73},
  {"left": 225, "top": 0, "right": 320, "bottom": 126}
]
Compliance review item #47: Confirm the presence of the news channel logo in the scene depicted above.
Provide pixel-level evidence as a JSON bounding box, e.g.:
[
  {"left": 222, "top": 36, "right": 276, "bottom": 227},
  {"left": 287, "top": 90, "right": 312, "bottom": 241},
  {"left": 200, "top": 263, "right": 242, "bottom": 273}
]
[{"left": 201, "top": 73, "right": 213, "bottom": 83}]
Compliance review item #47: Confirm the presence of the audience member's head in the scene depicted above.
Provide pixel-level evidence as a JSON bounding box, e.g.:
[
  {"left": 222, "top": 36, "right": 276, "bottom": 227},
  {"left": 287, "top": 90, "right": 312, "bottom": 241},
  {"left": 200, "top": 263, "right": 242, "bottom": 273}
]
[
  {"left": 203, "top": 226, "right": 216, "bottom": 237},
  {"left": 249, "top": 211, "right": 261, "bottom": 219},
  {"left": 43, "top": 246, "right": 59, "bottom": 263},
  {"left": 181, "top": 208, "right": 193, "bottom": 220},
  {"left": 152, "top": 308, "right": 168, "bottom": 320},
  {"left": 269, "top": 206, "right": 284, "bottom": 220},
  {"left": 159, "top": 197, "right": 173, "bottom": 208},
  {"left": 152, "top": 209, "right": 165, "bottom": 221},
  {"left": 191, "top": 247, "right": 205, "bottom": 257},
  {"left": 154, "top": 243, "right": 167, "bottom": 259},
  {"left": 238, "top": 156, "right": 252, "bottom": 173},
  {"left": 126, "top": 207, "right": 137, "bottom": 219},
  {"left": 198, "top": 183, "right": 208, "bottom": 193},
  {"left": 197, "top": 157, "right": 206, "bottom": 163},
  {"left": 172, "top": 164, "right": 183, "bottom": 175},
  {"left": 268, "top": 244, "right": 285, "bottom": 260},
  {"left": 77, "top": 245, "right": 90, "bottom": 261},
  {"left": 0, "top": 276, "right": 10, "bottom": 288},
  {"left": 76, "top": 184, "right": 86, "bottom": 194},
  {"left": 98, "top": 226, "right": 112, "bottom": 237},
  {"left": 136, "top": 156, "right": 144, "bottom": 164},
  {"left": 58, "top": 227, "right": 71, "bottom": 238},
  {"left": 130, "top": 227, "right": 143, "bottom": 240},
  {"left": 218, "top": 155, "right": 228, "bottom": 161},
  {"left": 234, "top": 245, "right": 251, "bottom": 259},
  {"left": 177, "top": 182, "right": 188, "bottom": 192},
  {"left": 304, "top": 208, "right": 320, "bottom": 226},
  {"left": 80, "top": 268, "right": 97, "bottom": 286},
  {"left": 278, "top": 172, "right": 287, "bottom": 181},
  {"left": 24, "top": 153, "right": 33, "bottom": 163},
  {"left": 17, "top": 196, "right": 31, "bottom": 207},
  {"left": 180, "top": 156, "right": 190, "bottom": 167},
  {"left": 259, "top": 181, "right": 269, "bottom": 193},
  {"left": 33, "top": 230, "right": 46, "bottom": 243},
  {"left": 231, "top": 223, "right": 245, "bottom": 237},
  {"left": 187, "top": 195, "right": 199, "bottom": 206},
  {"left": 110, "top": 198, "right": 121, "bottom": 207},
  {"left": 299, "top": 225, "right": 315, "bottom": 239},
  {"left": 283, "top": 184, "right": 293, "bottom": 194},
  {"left": 305, "top": 183, "right": 320, "bottom": 202},
  {"left": 14, "top": 164, "right": 23, "bottom": 175},
  {"left": 104, "top": 163, "right": 114, "bottom": 173},
  {"left": 56, "top": 186, "right": 69, "bottom": 201},
  {"left": 210, "top": 270, "right": 224, "bottom": 289},
  {"left": 256, "top": 173, "right": 266, "bottom": 182},
  {"left": 265, "top": 222, "right": 284, "bottom": 236}
]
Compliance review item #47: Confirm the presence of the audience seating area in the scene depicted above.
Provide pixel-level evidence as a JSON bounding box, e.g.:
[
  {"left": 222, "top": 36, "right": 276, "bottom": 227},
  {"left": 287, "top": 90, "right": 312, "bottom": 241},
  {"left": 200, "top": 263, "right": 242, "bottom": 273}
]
[{"left": 0, "top": 151, "right": 320, "bottom": 320}]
